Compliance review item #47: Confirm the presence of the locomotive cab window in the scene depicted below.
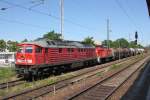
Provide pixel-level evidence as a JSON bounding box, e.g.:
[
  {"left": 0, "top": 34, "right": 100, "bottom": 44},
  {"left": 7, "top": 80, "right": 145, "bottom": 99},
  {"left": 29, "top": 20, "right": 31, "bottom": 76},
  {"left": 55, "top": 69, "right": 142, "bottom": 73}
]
[
  {"left": 18, "top": 47, "right": 24, "bottom": 53},
  {"left": 36, "top": 47, "right": 42, "bottom": 53},
  {"left": 25, "top": 46, "right": 33, "bottom": 53}
]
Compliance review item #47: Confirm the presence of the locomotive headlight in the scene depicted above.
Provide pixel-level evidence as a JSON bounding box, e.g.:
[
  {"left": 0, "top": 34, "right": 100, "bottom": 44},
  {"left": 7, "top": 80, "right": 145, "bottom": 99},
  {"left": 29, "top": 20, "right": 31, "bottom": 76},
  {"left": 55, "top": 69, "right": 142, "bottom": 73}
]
[
  {"left": 17, "top": 59, "right": 32, "bottom": 63},
  {"left": 27, "top": 59, "right": 32, "bottom": 63},
  {"left": 17, "top": 59, "right": 23, "bottom": 63}
]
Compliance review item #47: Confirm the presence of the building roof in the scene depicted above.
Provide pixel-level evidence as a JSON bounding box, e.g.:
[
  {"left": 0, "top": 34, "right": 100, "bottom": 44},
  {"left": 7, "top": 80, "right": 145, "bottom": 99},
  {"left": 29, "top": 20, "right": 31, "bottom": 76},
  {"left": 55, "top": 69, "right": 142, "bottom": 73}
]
[{"left": 21, "top": 38, "right": 95, "bottom": 48}]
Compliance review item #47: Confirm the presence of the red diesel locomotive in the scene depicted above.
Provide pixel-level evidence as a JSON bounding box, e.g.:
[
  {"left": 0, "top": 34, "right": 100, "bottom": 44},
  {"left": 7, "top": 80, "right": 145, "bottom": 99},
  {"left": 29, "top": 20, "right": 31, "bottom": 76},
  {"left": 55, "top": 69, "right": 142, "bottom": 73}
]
[
  {"left": 96, "top": 45, "right": 113, "bottom": 63},
  {"left": 16, "top": 39, "right": 105, "bottom": 79}
]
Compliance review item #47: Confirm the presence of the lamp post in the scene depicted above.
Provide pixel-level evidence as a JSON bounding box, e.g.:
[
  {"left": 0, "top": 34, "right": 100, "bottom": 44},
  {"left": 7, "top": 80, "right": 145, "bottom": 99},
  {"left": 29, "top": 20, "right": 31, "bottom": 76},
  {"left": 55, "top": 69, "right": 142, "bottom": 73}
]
[{"left": 60, "top": 0, "right": 64, "bottom": 39}]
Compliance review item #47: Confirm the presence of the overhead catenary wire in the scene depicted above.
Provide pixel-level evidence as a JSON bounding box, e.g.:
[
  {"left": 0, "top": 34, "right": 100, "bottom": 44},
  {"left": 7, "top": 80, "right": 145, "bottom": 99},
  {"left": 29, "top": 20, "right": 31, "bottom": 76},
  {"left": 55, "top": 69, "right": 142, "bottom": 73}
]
[
  {"left": 0, "top": 0, "right": 42, "bottom": 11},
  {"left": 29, "top": 2, "right": 44, "bottom": 10},
  {"left": 0, "top": 1, "right": 50, "bottom": 29},
  {"left": 0, "top": 2, "right": 50, "bottom": 30},
  {"left": 114, "top": 0, "right": 139, "bottom": 30},
  {"left": 114, "top": 0, "right": 145, "bottom": 45},
  {"left": 0, "top": 0, "right": 95, "bottom": 32},
  {"left": 0, "top": 15, "right": 86, "bottom": 39},
  {"left": 124, "top": 0, "right": 144, "bottom": 44},
  {"left": 0, "top": 0, "right": 60, "bottom": 20}
]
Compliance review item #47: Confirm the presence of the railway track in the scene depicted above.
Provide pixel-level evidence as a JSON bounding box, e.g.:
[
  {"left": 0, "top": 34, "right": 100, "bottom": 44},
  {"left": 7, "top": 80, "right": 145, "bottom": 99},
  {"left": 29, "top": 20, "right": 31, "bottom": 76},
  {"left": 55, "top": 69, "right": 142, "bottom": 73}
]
[
  {"left": 0, "top": 55, "right": 145, "bottom": 100},
  {"left": 0, "top": 56, "right": 132, "bottom": 91},
  {"left": 67, "top": 56, "right": 149, "bottom": 100},
  {"left": 0, "top": 79, "right": 25, "bottom": 90}
]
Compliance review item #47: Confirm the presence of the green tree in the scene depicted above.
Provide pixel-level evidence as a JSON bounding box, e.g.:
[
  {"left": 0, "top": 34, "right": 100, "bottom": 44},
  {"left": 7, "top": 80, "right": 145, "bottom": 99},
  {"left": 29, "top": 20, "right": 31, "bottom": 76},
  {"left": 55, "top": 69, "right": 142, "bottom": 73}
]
[
  {"left": 0, "top": 40, "right": 6, "bottom": 51},
  {"left": 137, "top": 44, "right": 144, "bottom": 48},
  {"left": 129, "top": 41, "right": 137, "bottom": 48},
  {"left": 102, "top": 40, "right": 113, "bottom": 48},
  {"left": 82, "top": 36, "right": 95, "bottom": 45},
  {"left": 7, "top": 40, "right": 18, "bottom": 52},
  {"left": 43, "top": 30, "right": 62, "bottom": 40},
  {"left": 115, "top": 38, "right": 129, "bottom": 48},
  {"left": 112, "top": 40, "right": 120, "bottom": 48},
  {"left": 21, "top": 39, "right": 28, "bottom": 43}
]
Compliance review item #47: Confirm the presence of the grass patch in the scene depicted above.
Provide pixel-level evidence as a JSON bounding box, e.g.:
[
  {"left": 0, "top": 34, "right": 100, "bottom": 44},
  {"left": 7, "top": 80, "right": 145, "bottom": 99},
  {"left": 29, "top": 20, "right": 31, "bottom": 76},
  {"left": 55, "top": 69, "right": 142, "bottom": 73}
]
[
  {"left": 109, "top": 64, "right": 121, "bottom": 70},
  {"left": 23, "top": 83, "right": 33, "bottom": 88},
  {"left": 0, "top": 67, "right": 16, "bottom": 82},
  {"left": 46, "top": 79, "right": 55, "bottom": 85},
  {"left": 0, "top": 67, "right": 109, "bottom": 96},
  {"left": 96, "top": 72, "right": 103, "bottom": 76},
  {"left": 0, "top": 89, "right": 7, "bottom": 96}
]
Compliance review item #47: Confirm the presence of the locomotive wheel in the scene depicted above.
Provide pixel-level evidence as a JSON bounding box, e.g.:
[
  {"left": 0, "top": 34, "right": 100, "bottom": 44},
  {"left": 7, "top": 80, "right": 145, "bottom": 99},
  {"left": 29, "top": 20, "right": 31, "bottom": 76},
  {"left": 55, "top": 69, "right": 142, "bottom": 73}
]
[
  {"left": 24, "top": 72, "right": 32, "bottom": 81},
  {"left": 84, "top": 61, "right": 89, "bottom": 66},
  {"left": 60, "top": 66, "right": 65, "bottom": 72},
  {"left": 53, "top": 67, "right": 59, "bottom": 75},
  {"left": 24, "top": 74, "right": 29, "bottom": 81},
  {"left": 33, "top": 75, "right": 38, "bottom": 81},
  {"left": 37, "top": 71, "right": 42, "bottom": 80}
]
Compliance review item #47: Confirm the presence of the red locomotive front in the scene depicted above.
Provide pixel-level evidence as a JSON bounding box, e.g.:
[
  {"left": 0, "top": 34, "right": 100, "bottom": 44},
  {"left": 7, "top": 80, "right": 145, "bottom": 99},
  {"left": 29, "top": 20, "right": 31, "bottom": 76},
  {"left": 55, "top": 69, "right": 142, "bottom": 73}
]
[
  {"left": 95, "top": 45, "right": 113, "bottom": 63},
  {"left": 16, "top": 44, "right": 35, "bottom": 65}
]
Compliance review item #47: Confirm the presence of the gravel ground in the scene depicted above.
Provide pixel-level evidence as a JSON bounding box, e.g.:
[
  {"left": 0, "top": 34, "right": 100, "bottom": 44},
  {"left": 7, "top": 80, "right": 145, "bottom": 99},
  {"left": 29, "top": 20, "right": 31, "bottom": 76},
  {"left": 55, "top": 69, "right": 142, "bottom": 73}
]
[
  {"left": 42, "top": 55, "right": 148, "bottom": 100},
  {"left": 121, "top": 58, "right": 150, "bottom": 100},
  {"left": 107, "top": 61, "right": 146, "bottom": 100}
]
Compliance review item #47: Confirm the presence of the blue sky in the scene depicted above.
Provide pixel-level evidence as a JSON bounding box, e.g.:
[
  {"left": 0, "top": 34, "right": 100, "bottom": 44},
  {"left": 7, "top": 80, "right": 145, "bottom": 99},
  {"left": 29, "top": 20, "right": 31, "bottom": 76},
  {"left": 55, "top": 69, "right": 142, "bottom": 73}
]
[{"left": 0, "top": 0, "right": 149, "bottom": 46}]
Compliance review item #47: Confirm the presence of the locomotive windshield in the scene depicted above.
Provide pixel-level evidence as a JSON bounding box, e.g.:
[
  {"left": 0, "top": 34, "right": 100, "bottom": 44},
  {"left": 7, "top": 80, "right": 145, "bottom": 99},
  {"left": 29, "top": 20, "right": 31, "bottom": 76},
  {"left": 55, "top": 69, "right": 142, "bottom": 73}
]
[
  {"left": 17, "top": 46, "right": 33, "bottom": 53},
  {"left": 25, "top": 46, "right": 33, "bottom": 53}
]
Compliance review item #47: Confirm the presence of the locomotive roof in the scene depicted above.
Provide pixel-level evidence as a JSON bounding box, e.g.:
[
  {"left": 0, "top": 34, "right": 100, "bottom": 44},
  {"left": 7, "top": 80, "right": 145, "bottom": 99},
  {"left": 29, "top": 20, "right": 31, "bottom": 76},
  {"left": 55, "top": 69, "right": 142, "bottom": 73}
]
[{"left": 21, "top": 38, "right": 95, "bottom": 48}]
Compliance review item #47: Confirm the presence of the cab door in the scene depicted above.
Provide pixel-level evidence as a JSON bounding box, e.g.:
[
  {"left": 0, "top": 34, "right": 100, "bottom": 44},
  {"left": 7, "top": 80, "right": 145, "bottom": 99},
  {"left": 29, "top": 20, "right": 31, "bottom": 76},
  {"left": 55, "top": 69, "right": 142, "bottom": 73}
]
[
  {"left": 35, "top": 46, "right": 44, "bottom": 64},
  {"left": 44, "top": 48, "right": 49, "bottom": 64}
]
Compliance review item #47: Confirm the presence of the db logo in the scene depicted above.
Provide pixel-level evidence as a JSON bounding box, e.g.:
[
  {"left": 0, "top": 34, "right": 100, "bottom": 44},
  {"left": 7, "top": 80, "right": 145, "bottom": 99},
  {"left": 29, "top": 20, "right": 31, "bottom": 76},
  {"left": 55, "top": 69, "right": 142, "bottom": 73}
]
[{"left": 20, "top": 55, "right": 25, "bottom": 60}]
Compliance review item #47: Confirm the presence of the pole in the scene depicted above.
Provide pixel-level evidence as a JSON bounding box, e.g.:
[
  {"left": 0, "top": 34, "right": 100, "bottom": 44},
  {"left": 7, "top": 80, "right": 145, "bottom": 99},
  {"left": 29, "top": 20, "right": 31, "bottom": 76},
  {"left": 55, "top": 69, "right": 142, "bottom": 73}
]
[
  {"left": 53, "top": 85, "right": 56, "bottom": 95},
  {"left": 60, "top": 0, "right": 64, "bottom": 39},
  {"left": 107, "top": 19, "right": 109, "bottom": 49},
  {"left": 118, "top": 40, "right": 120, "bottom": 61},
  {"left": 129, "top": 33, "right": 131, "bottom": 42}
]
